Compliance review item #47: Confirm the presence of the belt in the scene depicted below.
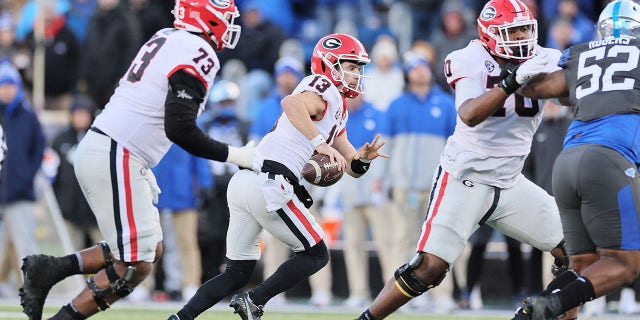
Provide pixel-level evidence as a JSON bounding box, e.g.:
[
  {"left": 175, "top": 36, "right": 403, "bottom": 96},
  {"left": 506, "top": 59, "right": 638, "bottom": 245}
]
[
  {"left": 90, "top": 126, "right": 107, "bottom": 136},
  {"left": 261, "top": 160, "right": 298, "bottom": 185}
]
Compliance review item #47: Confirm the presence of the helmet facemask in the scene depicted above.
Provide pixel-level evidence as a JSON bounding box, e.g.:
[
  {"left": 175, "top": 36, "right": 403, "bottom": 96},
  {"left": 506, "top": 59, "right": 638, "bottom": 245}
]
[
  {"left": 489, "top": 20, "right": 537, "bottom": 60},
  {"left": 321, "top": 53, "right": 369, "bottom": 97}
]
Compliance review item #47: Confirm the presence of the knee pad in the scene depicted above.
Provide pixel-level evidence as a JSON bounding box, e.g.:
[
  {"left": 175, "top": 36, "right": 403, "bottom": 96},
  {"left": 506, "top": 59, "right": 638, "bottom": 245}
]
[
  {"left": 551, "top": 240, "right": 569, "bottom": 276},
  {"left": 304, "top": 240, "right": 329, "bottom": 271},
  {"left": 225, "top": 259, "right": 257, "bottom": 285},
  {"left": 87, "top": 264, "right": 136, "bottom": 311},
  {"left": 394, "top": 253, "right": 448, "bottom": 298}
]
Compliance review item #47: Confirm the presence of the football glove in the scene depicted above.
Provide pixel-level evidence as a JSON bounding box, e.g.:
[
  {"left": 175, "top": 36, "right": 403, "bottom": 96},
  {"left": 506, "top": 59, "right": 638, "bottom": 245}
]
[
  {"left": 227, "top": 140, "right": 263, "bottom": 171},
  {"left": 498, "top": 51, "right": 549, "bottom": 95},
  {"left": 498, "top": 62, "right": 521, "bottom": 95},
  {"left": 515, "top": 50, "right": 549, "bottom": 85}
]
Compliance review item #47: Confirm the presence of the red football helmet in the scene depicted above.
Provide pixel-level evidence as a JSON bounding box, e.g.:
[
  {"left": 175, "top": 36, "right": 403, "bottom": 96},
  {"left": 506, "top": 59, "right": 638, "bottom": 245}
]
[
  {"left": 477, "top": 0, "right": 537, "bottom": 60},
  {"left": 173, "top": 0, "right": 241, "bottom": 51},
  {"left": 310, "top": 33, "right": 371, "bottom": 98}
]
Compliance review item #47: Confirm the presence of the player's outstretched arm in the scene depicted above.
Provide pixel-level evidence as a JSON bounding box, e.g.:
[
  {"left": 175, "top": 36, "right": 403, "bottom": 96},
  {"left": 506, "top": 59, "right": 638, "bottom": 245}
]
[
  {"left": 334, "top": 133, "right": 388, "bottom": 178},
  {"left": 164, "top": 69, "right": 262, "bottom": 171},
  {"left": 519, "top": 70, "right": 569, "bottom": 100}
]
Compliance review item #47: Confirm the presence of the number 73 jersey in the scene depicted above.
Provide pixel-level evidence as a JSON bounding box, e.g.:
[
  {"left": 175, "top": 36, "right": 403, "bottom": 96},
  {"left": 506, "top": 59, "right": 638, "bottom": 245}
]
[
  {"left": 93, "top": 28, "right": 219, "bottom": 167},
  {"left": 560, "top": 37, "right": 640, "bottom": 121}
]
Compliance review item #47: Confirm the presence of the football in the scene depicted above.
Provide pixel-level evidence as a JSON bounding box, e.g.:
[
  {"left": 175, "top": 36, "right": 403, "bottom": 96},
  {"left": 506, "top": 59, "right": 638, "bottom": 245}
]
[{"left": 302, "top": 153, "right": 344, "bottom": 187}]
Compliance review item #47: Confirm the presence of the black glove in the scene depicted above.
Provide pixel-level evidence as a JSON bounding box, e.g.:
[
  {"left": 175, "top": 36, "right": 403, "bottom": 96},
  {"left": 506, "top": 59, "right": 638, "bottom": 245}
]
[{"left": 497, "top": 62, "right": 521, "bottom": 95}]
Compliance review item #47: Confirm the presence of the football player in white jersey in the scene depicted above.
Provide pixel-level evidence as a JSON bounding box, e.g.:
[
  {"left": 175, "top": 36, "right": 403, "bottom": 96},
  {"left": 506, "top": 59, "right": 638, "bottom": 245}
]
[
  {"left": 168, "top": 33, "right": 388, "bottom": 320},
  {"left": 18, "top": 1, "right": 260, "bottom": 320},
  {"left": 356, "top": 1, "right": 569, "bottom": 319}
]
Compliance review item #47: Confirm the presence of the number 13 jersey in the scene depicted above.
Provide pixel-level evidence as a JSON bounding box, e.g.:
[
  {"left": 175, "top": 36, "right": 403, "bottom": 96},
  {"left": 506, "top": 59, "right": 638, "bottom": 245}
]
[
  {"left": 93, "top": 28, "right": 219, "bottom": 167},
  {"left": 258, "top": 74, "right": 348, "bottom": 179},
  {"left": 442, "top": 40, "right": 561, "bottom": 188}
]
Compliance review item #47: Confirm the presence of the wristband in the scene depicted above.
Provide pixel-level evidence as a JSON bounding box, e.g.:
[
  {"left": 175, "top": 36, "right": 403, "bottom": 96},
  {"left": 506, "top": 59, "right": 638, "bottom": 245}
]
[
  {"left": 351, "top": 158, "right": 371, "bottom": 174},
  {"left": 310, "top": 134, "right": 325, "bottom": 148}
]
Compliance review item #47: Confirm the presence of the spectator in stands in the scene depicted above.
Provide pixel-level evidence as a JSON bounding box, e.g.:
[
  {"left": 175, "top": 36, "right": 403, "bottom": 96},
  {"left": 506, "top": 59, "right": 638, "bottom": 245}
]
[
  {"left": 14, "top": 0, "right": 70, "bottom": 42},
  {"left": 218, "top": 2, "right": 285, "bottom": 74},
  {"left": 547, "top": 17, "right": 575, "bottom": 51},
  {"left": 197, "top": 80, "right": 248, "bottom": 283},
  {"left": 386, "top": 53, "right": 456, "bottom": 268},
  {"left": 79, "top": 0, "right": 140, "bottom": 108},
  {"left": 428, "top": 2, "right": 476, "bottom": 92},
  {"left": 541, "top": 0, "right": 597, "bottom": 23},
  {"left": 152, "top": 143, "right": 212, "bottom": 302},
  {"left": 404, "top": 0, "right": 444, "bottom": 43},
  {"left": 64, "top": 0, "right": 97, "bottom": 44},
  {"left": 0, "top": 58, "right": 45, "bottom": 287},
  {"left": 51, "top": 95, "right": 101, "bottom": 250},
  {"left": 363, "top": 35, "right": 404, "bottom": 112},
  {"left": 338, "top": 93, "right": 393, "bottom": 309},
  {"left": 545, "top": 0, "right": 595, "bottom": 49},
  {"left": 239, "top": 0, "right": 295, "bottom": 37},
  {"left": 249, "top": 56, "right": 303, "bottom": 141},
  {"left": 0, "top": 11, "right": 30, "bottom": 91},
  {"left": 127, "top": 0, "right": 171, "bottom": 44},
  {"left": 25, "top": 3, "right": 79, "bottom": 110}
]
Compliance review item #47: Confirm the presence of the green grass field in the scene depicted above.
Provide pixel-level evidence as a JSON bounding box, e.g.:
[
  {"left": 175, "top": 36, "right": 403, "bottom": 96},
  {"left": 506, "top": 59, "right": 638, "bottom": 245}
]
[{"left": 0, "top": 304, "right": 637, "bottom": 320}]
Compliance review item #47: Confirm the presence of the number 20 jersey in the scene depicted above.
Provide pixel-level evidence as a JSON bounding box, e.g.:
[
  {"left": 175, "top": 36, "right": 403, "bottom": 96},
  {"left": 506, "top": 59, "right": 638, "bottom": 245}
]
[
  {"left": 92, "top": 28, "right": 219, "bottom": 167},
  {"left": 258, "top": 74, "right": 348, "bottom": 179},
  {"left": 443, "top": 40, "right": 561, "bottom": 187}
]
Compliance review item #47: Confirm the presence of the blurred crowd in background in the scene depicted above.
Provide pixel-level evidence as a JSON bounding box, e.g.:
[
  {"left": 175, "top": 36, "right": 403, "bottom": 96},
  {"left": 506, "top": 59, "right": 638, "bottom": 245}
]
[{"left": 0, "top": 0, "right": 638, "bottom": 317}]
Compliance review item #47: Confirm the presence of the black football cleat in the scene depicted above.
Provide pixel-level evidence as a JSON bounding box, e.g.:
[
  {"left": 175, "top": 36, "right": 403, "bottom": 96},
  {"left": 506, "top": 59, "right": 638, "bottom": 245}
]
[
  {"left": 229, "top": 291, "right": 264, "bottom": 320},
  {"left": 19, "top": 255, "right": 67, "bottom": 320},
  {"left": 511, "top": 306, "right": 532, "bottom": 320},
  {"left": 522, "top": 295, "right": 564, "bottom": 320}
]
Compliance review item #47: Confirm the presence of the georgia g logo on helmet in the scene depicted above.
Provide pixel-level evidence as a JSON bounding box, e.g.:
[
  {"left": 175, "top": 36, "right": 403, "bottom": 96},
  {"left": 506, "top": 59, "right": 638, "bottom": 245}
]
[
  {"left": 209, "top": 0, "right": 231, "bottom": 8},
  {"left": 322, "top": 37, "right": 342, "bottom": 49},
  {"left": 480, "top": 6, "right": 497, "bottom": 20}
]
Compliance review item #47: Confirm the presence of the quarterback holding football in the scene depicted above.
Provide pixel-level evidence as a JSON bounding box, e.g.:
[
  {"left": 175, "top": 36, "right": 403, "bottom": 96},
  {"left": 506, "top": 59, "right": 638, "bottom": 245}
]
[{"left": 169, "top": 33, "right": 387, "bottom": 320}]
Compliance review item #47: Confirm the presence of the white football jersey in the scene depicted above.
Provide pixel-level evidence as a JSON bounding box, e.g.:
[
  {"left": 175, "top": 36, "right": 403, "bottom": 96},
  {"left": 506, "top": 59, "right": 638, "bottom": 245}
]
[
  {"left": 442, "top": 40, "right": 561, "bottom": 188},
  {"left": 258, "top": 74, "right": 348, "bottom": 179},
  {"left": 92, "top": 28, "right": 219, "bottom": 167}
]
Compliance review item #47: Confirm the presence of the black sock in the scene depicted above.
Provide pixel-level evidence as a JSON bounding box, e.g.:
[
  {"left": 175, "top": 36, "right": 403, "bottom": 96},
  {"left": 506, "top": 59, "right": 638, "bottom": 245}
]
[
  {"left": 178, "top": 260, "right": 256, "bottom": 320},
  {"left": 176, "top": 309, "right": 191, "bottom": 320},
  {"left": 50, "top": 303, "right": 86, "bottom": 320},
  {"left": 541, "top": 269, "right": 579, "bottom": 296},
  {"left": 356, "top": 309, "right": 375, "bottom": 320},
  {"left": 251, "top": 243, "right": 328, "bottom": 306},
  {"left": 59, "top": 254, "right": 81, "bottom": 278},
  {"left": 556, "top": 276, "right": 596, "bottom": 310}
]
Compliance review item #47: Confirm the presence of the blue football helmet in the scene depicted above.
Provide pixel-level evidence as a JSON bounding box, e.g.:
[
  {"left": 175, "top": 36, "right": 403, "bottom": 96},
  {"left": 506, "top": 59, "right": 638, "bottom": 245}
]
[{"left": 597, "top": 0, "right": 640, "bottom": 40}]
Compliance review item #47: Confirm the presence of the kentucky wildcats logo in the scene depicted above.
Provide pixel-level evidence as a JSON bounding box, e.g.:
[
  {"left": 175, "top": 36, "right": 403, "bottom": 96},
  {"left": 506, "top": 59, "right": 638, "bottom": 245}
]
[
  {"left": 480, "top": 6, "right": 496, "bottom": 20},
  {"left": 322, "top": 37, "right": 342, "bottom": 49},
  {"left": 209, "top": 0, "right": 230, "bottom": 8}
]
